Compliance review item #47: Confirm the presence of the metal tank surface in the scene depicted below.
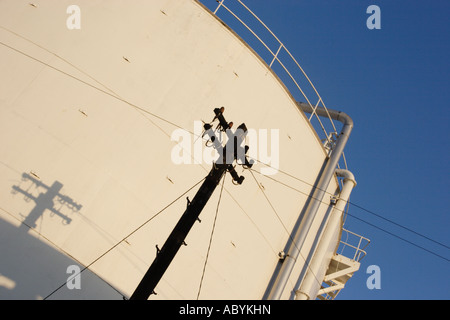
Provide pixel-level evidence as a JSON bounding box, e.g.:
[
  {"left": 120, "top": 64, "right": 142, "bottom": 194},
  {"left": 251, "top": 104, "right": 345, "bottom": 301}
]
[{"left": 0, "top": 0, "right": 368, "bottom": 300}]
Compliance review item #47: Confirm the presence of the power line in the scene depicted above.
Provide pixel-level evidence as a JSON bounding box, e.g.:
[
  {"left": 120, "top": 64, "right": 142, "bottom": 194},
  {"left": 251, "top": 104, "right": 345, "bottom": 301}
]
[
  {"left": 346, "top": 212, "right": 450, "bottom": 263},
  {"left": 197, "top": 174, "right": 226, "bottom": 299},
  {"left": 44, "top": 177, "right": 206, "bottom": 300},
  {"left": 251, "top": 159, "right": 450, "bottom": 253},
  {"left": 249, "top": 167, "right": 450, "bottom": 264},
  {"left": 348, "top": 202, "right": 450, "bottom": 250},
  {"left": 0, "top": 41, "right": 189, "bottom": 134},
  {"left": 248, "top": 169, "right": 324, "bottom": 289}
]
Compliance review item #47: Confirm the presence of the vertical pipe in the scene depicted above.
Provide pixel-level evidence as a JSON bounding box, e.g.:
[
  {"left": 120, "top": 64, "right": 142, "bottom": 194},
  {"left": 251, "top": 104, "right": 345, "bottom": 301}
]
[
  {"left": 295, "top": 169, "right": 356, "bottom": 300},
  {"left": 266, "top": 102, "right": 353, "bottom": 300}
]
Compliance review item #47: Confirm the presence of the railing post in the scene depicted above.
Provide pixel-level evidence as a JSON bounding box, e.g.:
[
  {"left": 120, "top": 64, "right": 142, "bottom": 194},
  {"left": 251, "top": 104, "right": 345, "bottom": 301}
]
[
  {"left": 214, "top": 0, "right": 224, "bottom": 14},
  {"left": 269, "top": 43, "right": 283, "bottom": 68}
]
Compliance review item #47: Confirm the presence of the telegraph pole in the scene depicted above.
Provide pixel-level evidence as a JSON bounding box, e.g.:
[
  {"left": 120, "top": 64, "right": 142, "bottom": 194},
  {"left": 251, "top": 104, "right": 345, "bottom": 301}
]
[{"left": 130, "top": 108, "right": 252, "bottom": 300}]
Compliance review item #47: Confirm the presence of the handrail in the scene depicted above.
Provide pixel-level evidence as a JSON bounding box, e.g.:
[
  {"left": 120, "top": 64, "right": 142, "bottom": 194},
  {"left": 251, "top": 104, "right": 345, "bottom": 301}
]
[
  {"left": 339, "top": 228, "right": 370, "bottom": 262},
  {"left": 208, "top": 0, "right": 347, "bottom": 169}
]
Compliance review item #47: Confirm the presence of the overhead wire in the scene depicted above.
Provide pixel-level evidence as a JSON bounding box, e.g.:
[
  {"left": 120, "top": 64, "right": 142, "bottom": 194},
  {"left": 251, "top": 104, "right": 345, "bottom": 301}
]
[
  {"left": 196, "top": 174, "right": 226, "bottom": 299},
  {"left": 248, "top": 169, "right": 324, "bottom": 291},
  {"left": 250, "top": 157, "right": 450, "bottom": 252},
  {"left": 249, "top": 167, "right": 450, "bottom": 264},
  {"left": 346, "top": 212, "right": 450, "bottom": 262},
  {"left": 0, "top": 40, "right": 189, "bottom": 134},
  {"left": 349, "top": 202, "right": 450, "bottom": 251},
  {"left": 44, "top": 176, "right": 206, "bottom": 300},
  {"left": 249, "top": 169, "right": 291, "bottom": 237}
]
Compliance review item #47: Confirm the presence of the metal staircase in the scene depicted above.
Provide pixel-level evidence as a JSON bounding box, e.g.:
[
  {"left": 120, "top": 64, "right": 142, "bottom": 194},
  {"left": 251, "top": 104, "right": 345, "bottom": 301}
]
[{"left": 317, "top": 229, "right": 370, "bottom": 300}]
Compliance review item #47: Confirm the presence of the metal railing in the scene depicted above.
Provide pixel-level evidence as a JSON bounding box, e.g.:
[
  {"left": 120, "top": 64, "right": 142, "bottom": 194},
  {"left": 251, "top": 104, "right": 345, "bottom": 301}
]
[
  {"left": 206, "top": 0, "right": 347, "bottom": 169},
  {"left": 338, "top": 228, "right": 370, "bottom": 262}
]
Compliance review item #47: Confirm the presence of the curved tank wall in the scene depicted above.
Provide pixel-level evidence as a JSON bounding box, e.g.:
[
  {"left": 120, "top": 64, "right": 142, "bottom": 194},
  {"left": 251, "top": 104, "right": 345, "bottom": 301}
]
[{"left": 0, "top": 0, "right": 340, "bottom": 299}]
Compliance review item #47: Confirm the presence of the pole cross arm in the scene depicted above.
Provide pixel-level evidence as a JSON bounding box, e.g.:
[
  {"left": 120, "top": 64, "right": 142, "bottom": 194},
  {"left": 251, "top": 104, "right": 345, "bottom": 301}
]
[{"left": 203, "top": 108, "right": 253, "bottom": 184}]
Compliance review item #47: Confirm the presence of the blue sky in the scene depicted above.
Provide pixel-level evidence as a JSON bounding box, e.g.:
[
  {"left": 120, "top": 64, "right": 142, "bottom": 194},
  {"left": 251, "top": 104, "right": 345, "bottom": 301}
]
[{"left": 200, "top": 0, "right": 450, "bottom": 299}]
